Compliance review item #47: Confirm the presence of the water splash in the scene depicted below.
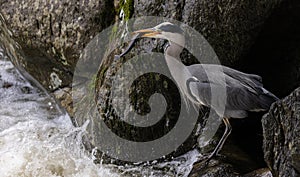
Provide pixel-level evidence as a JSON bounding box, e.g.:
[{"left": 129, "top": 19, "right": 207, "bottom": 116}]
[
  {"left": 0, "top": 55, "right": 120, "bottom": 177},
  {"left": 0, "top": 48, "right": 199, "bottom": 177},
  {"left": 116, "top": 149, "right": 200, "bottom": 177}
]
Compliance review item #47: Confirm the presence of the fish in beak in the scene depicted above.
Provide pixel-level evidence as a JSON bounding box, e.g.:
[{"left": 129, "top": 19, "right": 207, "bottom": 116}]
[
  {"left": 132, "top": 28, "right": 161, "bottom": 38},
  {"left": 115, "top": 32, "right": 142, "bottom": 58},
  {"left": 115, "top": 28, "right": 161, "bottom": 59}
]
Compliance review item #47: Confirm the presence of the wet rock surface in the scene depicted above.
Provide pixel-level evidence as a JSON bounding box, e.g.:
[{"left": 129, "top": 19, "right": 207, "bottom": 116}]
[{"left": 262, "top": 87, "right": 300, "bottom": 177}]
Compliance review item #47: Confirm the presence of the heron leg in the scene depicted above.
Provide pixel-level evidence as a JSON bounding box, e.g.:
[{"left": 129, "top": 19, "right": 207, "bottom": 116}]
[{"left": 206, "top": 117, "right": 232, "bottom": 160}]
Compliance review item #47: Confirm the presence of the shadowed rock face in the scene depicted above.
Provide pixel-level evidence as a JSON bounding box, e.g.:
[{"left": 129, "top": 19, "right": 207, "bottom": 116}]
[
  {"left": 134, "top": 0, "right": 283, "bottom": 66},
  {"left": 238, "top": 0, "right": 300, "bottom": 98},
  {"left": 262, "top": 87, "right": 300, "bottom": 177}
]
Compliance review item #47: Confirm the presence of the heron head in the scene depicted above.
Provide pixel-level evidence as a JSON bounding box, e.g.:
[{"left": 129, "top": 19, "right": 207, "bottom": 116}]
[{"left": 133, "top": 22, "right": 185, "bottom": 47}]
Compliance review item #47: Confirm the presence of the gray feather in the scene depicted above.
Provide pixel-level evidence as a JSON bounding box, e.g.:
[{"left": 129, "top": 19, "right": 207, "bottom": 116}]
[{"left": 186, "top": 64, "right": 278, "bottom": 118}]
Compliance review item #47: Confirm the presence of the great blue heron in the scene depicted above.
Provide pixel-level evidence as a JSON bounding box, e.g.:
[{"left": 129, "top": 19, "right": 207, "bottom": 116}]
[{"left": 121, "top": 22, "right": 278, "bottom": 161}]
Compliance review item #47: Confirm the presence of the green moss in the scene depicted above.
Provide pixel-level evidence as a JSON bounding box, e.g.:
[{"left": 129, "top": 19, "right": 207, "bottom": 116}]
[
  {"left": 112, "top": 24, "right": 118, "bottom": 34},
  {"left": 109, "top": 24, "right": 119, "bottom": 42},
  {"left": 87, "top": 75, "right": 96, "bottom": 99},
  {"left": 118, "top": 0, "right": 134, "bottom": 21},
  {"left": 88, "top": 73, "right": 98, "bottom": 92}
]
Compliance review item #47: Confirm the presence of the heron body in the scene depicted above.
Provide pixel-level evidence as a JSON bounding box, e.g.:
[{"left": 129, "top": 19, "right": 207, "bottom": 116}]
[
  {"left": 187, "top": 64, "right": 278, "bottom": 117},
  {"left": 131, "top": 22, "right": 279, "bottom": 161}
]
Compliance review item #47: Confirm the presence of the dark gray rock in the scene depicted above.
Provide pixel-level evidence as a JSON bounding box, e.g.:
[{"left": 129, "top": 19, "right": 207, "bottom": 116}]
[
  {"left": 134, "top": 0, "right": 283, "bottom": 66},
  {"left": 237, "top": 0, "right": 300, "bottom": 98},
  {"left": 262, "top": 87, "right": 300, "bottom": 177},
  {"left": 189, "top": 160, "right": 238, "bottom": 177},
  {"left": 0, "top": 0, "right": 115, "bottom": 91},
  {"left": 243, "top": 168, "right": 272, "bottom": 177}
]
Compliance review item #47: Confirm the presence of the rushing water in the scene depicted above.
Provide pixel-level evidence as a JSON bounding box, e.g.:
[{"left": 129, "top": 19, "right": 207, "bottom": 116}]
[
  {"left": 0, "top": 50, "right": 121, "bottom": 177},
  {"left": 0, "top": 48, "right": 201, "bottom": 177},
  {"left": 0, "top": 7, "right": 203, "bottom": 175},
  {"left": 0, "top": 46, "right": 199, "bottom": 177}
]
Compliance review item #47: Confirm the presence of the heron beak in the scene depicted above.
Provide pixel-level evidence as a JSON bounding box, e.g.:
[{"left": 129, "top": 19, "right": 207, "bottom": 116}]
[{"left": 132, "top": 28, "right": 161, "bottom": 38}]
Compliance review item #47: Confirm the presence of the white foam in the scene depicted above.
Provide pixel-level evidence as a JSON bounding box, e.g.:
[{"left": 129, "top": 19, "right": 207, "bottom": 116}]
[
  {"left": 0, "top": 118, "right": 120, "bottom": 177},
  {"left": 0, "top": 51, "right": 198, "bottom": 177},
  {"left": 0, "top": 57, "right": 120, "bottom": 177}
]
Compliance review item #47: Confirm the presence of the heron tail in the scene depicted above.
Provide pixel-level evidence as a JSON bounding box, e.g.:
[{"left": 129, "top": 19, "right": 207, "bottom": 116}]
[{"left": 258, "top": 88, "right": 279, "bottom": 110}]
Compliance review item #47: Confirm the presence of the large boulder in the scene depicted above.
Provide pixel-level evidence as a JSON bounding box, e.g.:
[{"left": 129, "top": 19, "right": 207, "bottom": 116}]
[
  {"left": 0, "top": 0, "right": 115, "bottom": 92},
  {"left": 90, "top": 0, "right": 283, "bottom": 166},
  {"left": 262, "top": 87, "right": 300, "bottom": 177}
]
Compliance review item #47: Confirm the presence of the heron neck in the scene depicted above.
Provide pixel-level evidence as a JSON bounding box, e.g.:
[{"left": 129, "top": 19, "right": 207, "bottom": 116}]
[
  {"left": 164, "top": 41, "right": 195, "bottom": 106},
  {"left": 165, "top": 41, "right": 183, "bottom": 60},
  {"left": 164, "top": 41, "right": 185, "bottom": 79}
]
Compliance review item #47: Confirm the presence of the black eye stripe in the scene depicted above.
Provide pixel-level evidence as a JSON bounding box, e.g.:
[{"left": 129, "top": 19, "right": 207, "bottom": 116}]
[{"left": 159, "top": 24, "right": 183, "bottom": 34}]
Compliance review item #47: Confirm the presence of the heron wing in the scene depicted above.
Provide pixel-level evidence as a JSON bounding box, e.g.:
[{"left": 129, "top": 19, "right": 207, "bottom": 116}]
[
  {"left": 187, "top": 64, "right": 263, "bottom": 95},
  {"left": 186, "top": 64, "right": 277, "bottom": 115},
  {"left": 189, "top": 81, "right": 262, "bottom": 111},
  {"left": 221, "top": 65, "right": 263, "bottom": 90}
]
